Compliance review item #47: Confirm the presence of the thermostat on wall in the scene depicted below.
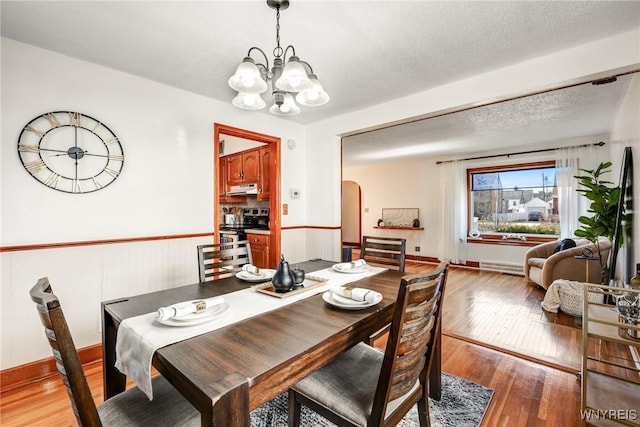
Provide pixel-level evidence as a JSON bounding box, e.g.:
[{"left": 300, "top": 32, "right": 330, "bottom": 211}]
[{"left": 290, "top": 188, "right": 301, "bottom": 198}]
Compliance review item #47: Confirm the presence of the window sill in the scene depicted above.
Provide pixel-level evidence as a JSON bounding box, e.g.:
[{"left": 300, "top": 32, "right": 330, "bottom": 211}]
[{"left": 467, "top": 236, "right": 556, "bottom": 247}]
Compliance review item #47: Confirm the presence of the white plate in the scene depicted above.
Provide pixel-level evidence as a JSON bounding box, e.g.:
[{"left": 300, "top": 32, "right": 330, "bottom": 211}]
[
  {"left": 322, "top": 291, "right": 382, "bottom": 310},
  {"left": 172, "top": 301, "right": 225, "bottom": 321},
  {"left": 236, "top": 269, "right": 276, "bottom": 282},
  {"left": 332, "top": 264, "right": 371, "bottom": 274},
  {"left": 157, "top": 302, "right": 230, "bottom": 327},
  {"left": 330, "top": 293, "right": 368, "bottom": 306}
]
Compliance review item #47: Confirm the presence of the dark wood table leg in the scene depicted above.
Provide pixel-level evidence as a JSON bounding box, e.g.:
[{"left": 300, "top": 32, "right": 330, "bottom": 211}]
[
  {"left": 203, "top": 373, "right": 249, "bottom": 427},
  {"left": 428, "top": 323, "right": 442, "bottom": 400},
  {"left": 101, "top": 303, "right": 126, "bottom": 399}
]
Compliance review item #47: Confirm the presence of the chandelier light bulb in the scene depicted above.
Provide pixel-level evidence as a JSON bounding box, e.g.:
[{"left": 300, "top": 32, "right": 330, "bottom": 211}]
[
  {"left": 241, "top": 75, "right": 255, "bottom": 88},
  {"left": 288, "top": 77, "right": 302, "bottom": 89},
  {"left": 232, "top": 92, "right": 266, "bottom": 110},
  {"left": 228, "top": 58, "right": 267, "bottom": 94},
  {"left": 275, "top": 56, "right": 313, "bottom": 92},
  {"left": 296, "top": 75, "right": 329, "bottom": 106},
  {"left": 269, "top": 93, "right": 300, "bottom": 115}
]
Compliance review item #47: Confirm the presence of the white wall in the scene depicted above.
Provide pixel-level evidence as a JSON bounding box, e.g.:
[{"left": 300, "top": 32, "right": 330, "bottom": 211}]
[
  {"left": 610, "top": 73, "right": 640, "bottom": 282},
  {"left": 0, "top": 38, "right": 307, "bottom": 369},
  {"left": 1, "top": 38, "right": 307, "bottom": 244}
]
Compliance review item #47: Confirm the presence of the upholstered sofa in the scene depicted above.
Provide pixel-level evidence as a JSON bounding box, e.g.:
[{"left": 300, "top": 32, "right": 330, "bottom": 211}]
[{"left": 524, "top": 238, "right": 612, "bottom": 289}]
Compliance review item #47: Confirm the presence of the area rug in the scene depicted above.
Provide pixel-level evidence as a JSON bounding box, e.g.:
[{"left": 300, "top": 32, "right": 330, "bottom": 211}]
[{"left": 250, "top": 373, "right": 493, "bottom": 427}]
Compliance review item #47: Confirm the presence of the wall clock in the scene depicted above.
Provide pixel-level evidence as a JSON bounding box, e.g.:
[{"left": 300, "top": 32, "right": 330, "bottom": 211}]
[{"left": 17, "top": 111, "right": 124, "bottom": 193}]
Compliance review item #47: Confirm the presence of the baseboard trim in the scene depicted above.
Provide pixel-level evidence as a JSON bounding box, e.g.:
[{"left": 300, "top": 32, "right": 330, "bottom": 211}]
[
  {"left": 342, "top": 242, "right": 360, "bottom": 248},
  {"left": 406, "top": 254, "right": 441, "bottom": 263},
  {"left": 0, "top": 344, "right": 102, "bottom": 393},
  {"left": 406, "top": 254, "right": 480, "bottom": 269}
]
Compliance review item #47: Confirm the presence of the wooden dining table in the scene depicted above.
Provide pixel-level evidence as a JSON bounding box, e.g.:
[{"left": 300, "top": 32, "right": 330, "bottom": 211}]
[{"left": 101, "top": 259, "right": 442, "bottom": 426}]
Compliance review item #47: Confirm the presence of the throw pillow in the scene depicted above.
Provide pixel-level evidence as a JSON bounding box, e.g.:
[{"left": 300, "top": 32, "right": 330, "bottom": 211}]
[{"left": 552, "top": 238, "right": 576, "bottom": 254}]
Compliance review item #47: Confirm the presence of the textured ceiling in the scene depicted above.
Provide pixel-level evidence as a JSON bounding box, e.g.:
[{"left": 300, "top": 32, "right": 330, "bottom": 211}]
[
  {"left": 2, "top": 1, "right": 639, "bottom": 165},
  {"left": 342, "top": 74, "right": 635, "bottom": 167}
]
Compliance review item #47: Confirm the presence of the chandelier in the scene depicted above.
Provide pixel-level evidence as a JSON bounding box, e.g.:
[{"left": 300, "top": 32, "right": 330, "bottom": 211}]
[{"left": 228, "top": 0, "right": 329, "bottom": 116}]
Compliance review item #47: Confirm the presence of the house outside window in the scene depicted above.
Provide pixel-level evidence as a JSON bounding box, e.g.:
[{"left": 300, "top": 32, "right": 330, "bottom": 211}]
[{"left": 468, "top": 161, "right": 561, "bottom": 240}]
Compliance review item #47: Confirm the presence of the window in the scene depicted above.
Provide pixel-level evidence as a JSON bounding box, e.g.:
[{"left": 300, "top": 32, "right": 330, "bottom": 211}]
[{"left": 468, "top": 161, "right": 560, "bottom": 239}]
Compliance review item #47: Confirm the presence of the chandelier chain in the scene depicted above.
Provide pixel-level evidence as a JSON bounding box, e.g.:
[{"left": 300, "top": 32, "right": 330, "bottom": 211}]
[{"left": 273, "top": 6, "right": 283, "bottom": 58}]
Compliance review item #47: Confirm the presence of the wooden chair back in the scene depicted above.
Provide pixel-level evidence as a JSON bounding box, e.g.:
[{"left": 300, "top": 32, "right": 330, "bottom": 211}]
[
  {"left": 371, "top": 262, "right": 449, "bottom": 425},
  {"left": 30, "top": 277, "right": 102, "bottom": 426},
  {"left": 360, "top": 235, "right": 407, "bottom": 272},
  {"left": 197, "top": 240, "right": 253, "bottom": 282}
]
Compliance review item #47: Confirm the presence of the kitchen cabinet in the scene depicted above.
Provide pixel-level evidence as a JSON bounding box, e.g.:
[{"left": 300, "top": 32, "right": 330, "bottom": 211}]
[
  {"left": 227, "top": 149, "right": 259, "bottom": 186},
  {"left": 247, "top": 233, "right": 270, "bottom": 269},
  {"left": 218, "top": 156, "right": 246, "bottom": 203},
  {"left": 257, "top": 146, "right": 271, "bottom": 201},
  {"left": 581, "top": 283, "right": 639, "bottom": 426}
]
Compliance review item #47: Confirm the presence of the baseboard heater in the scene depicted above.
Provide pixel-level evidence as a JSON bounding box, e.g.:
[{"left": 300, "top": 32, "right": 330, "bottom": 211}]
[{"left": 479, "top": 260, "right": 525, "bottom": 276}]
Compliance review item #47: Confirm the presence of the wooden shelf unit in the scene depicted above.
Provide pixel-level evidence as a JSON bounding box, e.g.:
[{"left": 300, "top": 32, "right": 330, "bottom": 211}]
[{"left": 581, "top": 284, "right": 640, "bottom": 427}]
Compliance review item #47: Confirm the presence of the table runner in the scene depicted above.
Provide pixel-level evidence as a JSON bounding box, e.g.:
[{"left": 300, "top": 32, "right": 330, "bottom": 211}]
[{"left": 115, "top": 265, "right": 387, "bottom": 399}]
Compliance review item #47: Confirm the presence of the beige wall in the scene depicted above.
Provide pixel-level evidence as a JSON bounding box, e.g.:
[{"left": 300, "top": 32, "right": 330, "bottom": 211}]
[
  {"left": 341, "top": 181, "right": 360, "bottom": 244},
  {"left": 344, "top": 134, "right": 610, "bottom": 266}
]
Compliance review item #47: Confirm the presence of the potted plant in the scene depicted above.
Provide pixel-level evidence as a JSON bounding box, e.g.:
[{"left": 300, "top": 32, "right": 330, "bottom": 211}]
[{"left": 574, "top": 161, "right": 621, "bottom": 283}]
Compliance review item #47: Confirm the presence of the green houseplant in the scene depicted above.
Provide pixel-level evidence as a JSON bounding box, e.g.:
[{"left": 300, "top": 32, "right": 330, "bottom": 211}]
[{"left": 574, "top": 161, "right": 621, "bottom": 283}]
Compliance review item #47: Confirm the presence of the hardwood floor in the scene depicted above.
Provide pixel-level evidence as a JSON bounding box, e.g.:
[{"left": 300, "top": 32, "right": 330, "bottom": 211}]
[
  {"left": 441, "top": 265, "right": 583, "bottom": 373},
  {"left": 1, "top": 261, "right": 587, "bottom": 426}
]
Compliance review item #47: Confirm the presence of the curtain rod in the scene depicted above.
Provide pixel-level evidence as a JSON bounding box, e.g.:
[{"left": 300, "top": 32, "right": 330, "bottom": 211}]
[{"left": 435, "top": 141, "right": 605, "bottom": 165}]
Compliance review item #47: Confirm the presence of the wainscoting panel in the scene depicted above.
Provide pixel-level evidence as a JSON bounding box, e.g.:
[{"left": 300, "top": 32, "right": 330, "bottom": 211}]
[
  {"left": 281, "top": 228, "right": 341, "bottom": 265},
  {"left": 0, "top": 235, "right": 213, "bottom": 370},
  {"left": 305, "top": 228, "right": 341, "bottom": 262},
  {"left": 280, "top": 228, "right": 307, "bottom": 264}
]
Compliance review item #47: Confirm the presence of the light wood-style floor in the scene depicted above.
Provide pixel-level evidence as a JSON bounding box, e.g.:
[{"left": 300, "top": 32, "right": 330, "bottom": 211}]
[{"left": 0, "top": 261, "right": 586, "bottom": 426}]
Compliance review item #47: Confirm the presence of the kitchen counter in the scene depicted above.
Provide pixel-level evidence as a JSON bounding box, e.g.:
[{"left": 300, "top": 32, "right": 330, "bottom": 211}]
[{"left": 245, "top": 229, "right": 270, "bottom": 235}]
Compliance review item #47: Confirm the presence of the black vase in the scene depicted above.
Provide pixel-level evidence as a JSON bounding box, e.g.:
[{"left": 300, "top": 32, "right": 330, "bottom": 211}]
[
  {"left": 272, "top": 255, "right": 295, "bottom": 293},
  {"left": 292, "top": 268, "right": 305, "bottom": 286}
]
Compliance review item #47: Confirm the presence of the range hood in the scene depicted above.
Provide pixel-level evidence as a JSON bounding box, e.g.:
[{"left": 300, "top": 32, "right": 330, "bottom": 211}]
[{"left": 227, "top": 183, "right": 258, "bottom": 195}]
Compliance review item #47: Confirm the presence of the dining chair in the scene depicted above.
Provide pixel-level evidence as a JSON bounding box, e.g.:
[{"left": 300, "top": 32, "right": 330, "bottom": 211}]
[
  {"left": 288, "top": 262, "right": 449, "bottom": 427},
  {"left": 29, "top": 277, "right": 200, "bottom": 427},
  {"left": 197, "top": 239, "right": 253, "bottom": 282},
  {"left": 360, "top": 235, "right": 408, "bottom": 345},
  {"left": 360, "top": 236, "right": 407, "bottom": 272}
]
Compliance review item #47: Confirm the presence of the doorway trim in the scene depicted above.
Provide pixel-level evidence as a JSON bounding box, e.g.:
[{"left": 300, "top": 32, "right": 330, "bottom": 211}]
[{"left": 214, "top": 123, "right": 281, "bottom": 267}]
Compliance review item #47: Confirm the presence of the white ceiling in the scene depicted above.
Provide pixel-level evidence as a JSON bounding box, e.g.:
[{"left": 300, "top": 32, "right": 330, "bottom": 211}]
[{"left": 2, "top": 1, "right": 639, "bottom": 165}]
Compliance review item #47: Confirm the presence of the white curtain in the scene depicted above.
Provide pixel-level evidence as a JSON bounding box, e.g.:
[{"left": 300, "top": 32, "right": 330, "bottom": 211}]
[
  {"left": 555, "top": 144, "right": 597, "bottom": 238},
  {"left": 438, "top": 160, "right": 467, "bottom": 264}
]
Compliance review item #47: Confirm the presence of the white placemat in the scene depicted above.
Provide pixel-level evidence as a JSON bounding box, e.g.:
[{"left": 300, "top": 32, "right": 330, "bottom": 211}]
[{"left": 115, "top": 265, "right": 386, "bottom": 399}]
